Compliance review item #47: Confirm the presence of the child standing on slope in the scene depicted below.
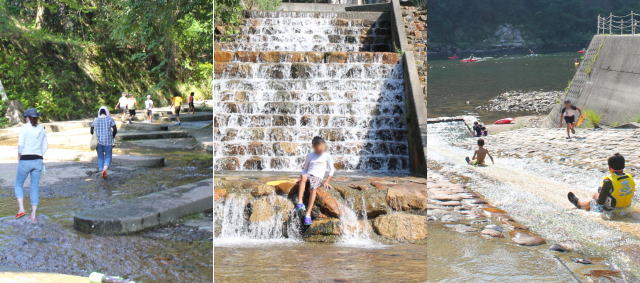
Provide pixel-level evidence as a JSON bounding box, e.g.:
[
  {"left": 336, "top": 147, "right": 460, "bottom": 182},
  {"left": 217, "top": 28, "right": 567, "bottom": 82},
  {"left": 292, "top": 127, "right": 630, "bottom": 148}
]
[{"left": 295, "top": 136, "right": 336, "bottom": 225}]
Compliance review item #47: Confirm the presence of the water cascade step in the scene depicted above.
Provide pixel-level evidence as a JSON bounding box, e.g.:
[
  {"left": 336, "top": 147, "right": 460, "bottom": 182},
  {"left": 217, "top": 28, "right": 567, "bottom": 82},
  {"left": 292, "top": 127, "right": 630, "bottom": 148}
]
[{"left": 214, "top": 9, "right": 409, "bottom": 173}]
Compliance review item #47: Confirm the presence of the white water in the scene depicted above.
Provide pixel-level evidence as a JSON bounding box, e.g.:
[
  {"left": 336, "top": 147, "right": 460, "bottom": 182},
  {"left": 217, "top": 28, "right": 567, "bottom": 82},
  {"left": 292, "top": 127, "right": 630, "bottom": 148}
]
[
  {"left": 214, "top": 194, "right": 302, "bottom": 246},
  {"left": 337, "top": 197, "right": 386, "bottom": 248},
  {"left": 214, "top": 10, "right": 408, "bottom": 173},
  {"left": 427, "top": 121, "right": 640, "bottom": 257}
]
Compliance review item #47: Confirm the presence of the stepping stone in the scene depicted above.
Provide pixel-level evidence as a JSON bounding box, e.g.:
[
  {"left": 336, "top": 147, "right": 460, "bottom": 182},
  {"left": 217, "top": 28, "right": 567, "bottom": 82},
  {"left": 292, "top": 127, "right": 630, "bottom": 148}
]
[
  {"left": 117, "top": 130, "right": 188, "bottom": 140},
  {"left": 121, "top": 123, "right": 169, "bottom": 132},
  {"left": 74, "top": 179, "right": 213, "bottom": 235}
]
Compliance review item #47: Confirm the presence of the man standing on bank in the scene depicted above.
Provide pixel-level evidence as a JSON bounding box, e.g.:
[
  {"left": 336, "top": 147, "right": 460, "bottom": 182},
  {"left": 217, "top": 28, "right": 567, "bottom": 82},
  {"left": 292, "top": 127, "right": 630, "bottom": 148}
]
[{"left": 15, "top": 108, "right": 48, "bottom": 222}]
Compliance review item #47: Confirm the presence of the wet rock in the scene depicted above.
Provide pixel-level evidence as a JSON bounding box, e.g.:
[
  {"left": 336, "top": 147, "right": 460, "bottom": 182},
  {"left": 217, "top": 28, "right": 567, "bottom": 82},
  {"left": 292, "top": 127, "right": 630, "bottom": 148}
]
[
  {"left": 386, "top": 182, "right": 427, "bottom": 211},
  {"left": 215, "top": 157, "right": 239, "bottom": 170},
  {"left": 274, "top": 182, "right": 296, "bottom": 195},
  {"left": 430, "top": 193, "right": 464, "bottom": 201},
  {"left": 372, "top": 213, "right": 427, "bottom": 241},
  {"left": 272, "top": 142, "right": 298, "bottom": 155},
  {"left": 243, "top": 157, "right": 264, "bottom": 170},
  {"left": 439, "top": 213, "right": 461, "bottom": 223},
  {"left": 447, "top": 224, "right": 479, "bottom": 233},
  {"left": 370, "top": 181, "right": 387, "bottom": 190},
  {"left": 306, "top": 52, "right": 325, "bottom": 63},
  {"left": 348, "top": 182, "right": 370, "bottom": 191},
  {"left": 290, "top": 63, "right": 313, "bottom": 79},
  {"left": 288, "top": 185, "right": 341, "bottom": 217},
  {"left": 249, "top": 196, "right": 293, "bottom": 223},
  {"left": 236, "top": 51, "right": 258, "bottom": 62},
  {"left": 215, "top": 51, "right": 233, "bottom": 62},
  {"left": 480, "top": 225, "right": 504, "bottom": 238},
  {"left": 549, "top": 244, "right": 570, "bottom": 252},
  {"left": 303, "top": 218, "right": 341, "bottom": 237},
  {"left": 260, "top": 51, "right": 282, "bottom": 62},
  {"left": 251, "top": 184, "right": 275, "bottom": 197},
  {"left": 382, "top": 52, "right": 400, "bottom": 64},
  {"left": 326, "top": 52, "right": 348, "bottom": 63},
  {"left": 510, "top": 230, "right": 546, "bottom": 246},
  {"left": 214, "top": 189, "right": 227, "bottom": 201}
]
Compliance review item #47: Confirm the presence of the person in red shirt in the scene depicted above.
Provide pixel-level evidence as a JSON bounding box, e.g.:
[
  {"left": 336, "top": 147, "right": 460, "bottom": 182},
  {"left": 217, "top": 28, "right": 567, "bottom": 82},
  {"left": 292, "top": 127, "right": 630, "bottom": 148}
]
[{"left": 188, "top": 92, "right": 196, "bottom": 114}]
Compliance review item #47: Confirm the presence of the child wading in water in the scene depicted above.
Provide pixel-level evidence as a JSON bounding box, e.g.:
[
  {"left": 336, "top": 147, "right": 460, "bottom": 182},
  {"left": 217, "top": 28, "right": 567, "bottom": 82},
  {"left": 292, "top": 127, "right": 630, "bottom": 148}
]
[
  {"left": 295, "top": 136, "right": 335, "bottom": 225},
  {"left": 465, "top": 138, "right": 494, "bottom": 166},
  {"left": 568, "top": 153, "right": 635, "bottom": 219}
]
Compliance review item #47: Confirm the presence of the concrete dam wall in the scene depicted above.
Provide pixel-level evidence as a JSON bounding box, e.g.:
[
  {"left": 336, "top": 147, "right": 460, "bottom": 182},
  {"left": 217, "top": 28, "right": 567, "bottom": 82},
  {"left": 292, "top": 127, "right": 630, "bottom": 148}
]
[{"left": 546, "top": 35, "right": 640, "bottom": 126}]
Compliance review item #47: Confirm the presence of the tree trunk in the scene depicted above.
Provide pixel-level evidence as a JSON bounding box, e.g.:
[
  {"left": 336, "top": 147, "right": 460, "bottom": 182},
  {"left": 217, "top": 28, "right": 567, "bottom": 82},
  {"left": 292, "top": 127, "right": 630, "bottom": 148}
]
[
  {"left": 35, "top": 0, "right": 45, "bottom": 30},
  {"left": 0, "top": 79, "right": 7, "bottom": 101}
]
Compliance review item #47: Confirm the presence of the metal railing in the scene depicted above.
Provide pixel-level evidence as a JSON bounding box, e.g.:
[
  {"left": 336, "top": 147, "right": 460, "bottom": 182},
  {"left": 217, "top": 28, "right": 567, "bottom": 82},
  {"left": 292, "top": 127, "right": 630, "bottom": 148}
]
[{"left": 597, "top": 12, "right": 640, "bottom": 35}]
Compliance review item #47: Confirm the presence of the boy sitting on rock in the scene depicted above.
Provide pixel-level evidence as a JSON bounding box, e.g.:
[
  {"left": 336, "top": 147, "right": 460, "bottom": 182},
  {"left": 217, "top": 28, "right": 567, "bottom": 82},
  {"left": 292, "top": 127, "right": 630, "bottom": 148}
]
[
  {"left": 568, "top": 153, "right": 635, "bottom": 219},
  {"left": 465, "top": 138, "right": 494, "bottom": 166},
  {"left": 295, "top": 136, "right": 335, "bottom": 225}
]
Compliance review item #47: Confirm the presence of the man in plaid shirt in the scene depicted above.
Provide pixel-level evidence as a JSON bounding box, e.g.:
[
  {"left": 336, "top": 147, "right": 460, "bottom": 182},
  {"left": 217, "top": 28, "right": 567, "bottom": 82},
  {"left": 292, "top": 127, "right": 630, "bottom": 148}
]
[{"left": 91, "top": 106, "right": 118, "bottom": 179}]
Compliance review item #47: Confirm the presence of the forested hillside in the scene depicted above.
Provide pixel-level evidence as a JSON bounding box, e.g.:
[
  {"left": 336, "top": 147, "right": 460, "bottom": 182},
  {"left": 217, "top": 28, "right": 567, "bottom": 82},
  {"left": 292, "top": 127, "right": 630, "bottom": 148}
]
[
  {"left": 0, "top": 0, "right": 212, "bottom": 124},
  {"left": 429, "top": 0, "right": 640, "bottom": 53}
]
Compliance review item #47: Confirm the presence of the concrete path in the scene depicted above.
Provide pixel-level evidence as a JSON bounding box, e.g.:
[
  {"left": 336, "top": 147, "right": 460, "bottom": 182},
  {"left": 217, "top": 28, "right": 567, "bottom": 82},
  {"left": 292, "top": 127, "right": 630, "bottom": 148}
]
[{"left": 74, "top": 179, "right": 213, "bottom": 235}]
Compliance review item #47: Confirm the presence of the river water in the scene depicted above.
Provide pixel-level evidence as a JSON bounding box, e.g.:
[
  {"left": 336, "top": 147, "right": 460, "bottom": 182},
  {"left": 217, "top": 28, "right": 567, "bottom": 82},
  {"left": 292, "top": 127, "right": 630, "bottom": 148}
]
[
  {"left": 0, "top": 136, "right": 213, "bottom": 281},
  {"left": 427, "top": 121, "right": 635, "bottom": 281},
  {"left": 428, "top": 53, "right": 577, "bottom": 121}
]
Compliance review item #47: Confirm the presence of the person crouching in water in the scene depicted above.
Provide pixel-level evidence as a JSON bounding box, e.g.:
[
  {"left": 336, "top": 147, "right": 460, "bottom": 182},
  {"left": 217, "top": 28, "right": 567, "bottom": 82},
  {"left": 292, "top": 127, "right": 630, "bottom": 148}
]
[
  {"left": 568, "top": 153, "right": 635, "bottom": 219},
  {"left": 465, "top": 138, "right": 494, "bottom": 166},
  {"left": 295, "top": 136, "right": 336, "bottom": 225},
  {"left": 15, "top": 108, "right": 48, "bottom": 222},
  {"left": 560, "top": 100, "right": 582, "bottom": 139},
  {"left": 91, "top": 106, "right": 117, "bottom": 179}
]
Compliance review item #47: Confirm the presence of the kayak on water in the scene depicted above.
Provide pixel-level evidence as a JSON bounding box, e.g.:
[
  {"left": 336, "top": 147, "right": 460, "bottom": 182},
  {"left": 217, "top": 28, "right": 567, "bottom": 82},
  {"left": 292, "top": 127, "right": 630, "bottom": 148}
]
[
  {"left": 494, "top": 118, "right": 514, "bottom": 124},
  {"left": 448, "top": 56, "right": 460, "bottom": 59},
  {"left": 577, "top": 50, "right": 586, "bottom": 54},
  {"left": 460, "top": 59, "right": 478, "bottom": 62}
]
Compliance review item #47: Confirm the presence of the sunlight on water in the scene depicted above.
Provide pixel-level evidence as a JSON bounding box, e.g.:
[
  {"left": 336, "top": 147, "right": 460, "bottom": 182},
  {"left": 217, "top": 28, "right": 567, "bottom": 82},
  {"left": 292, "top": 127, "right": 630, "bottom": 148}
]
[{"left": 427, "top": 121, "right": 640, "bottom": 257}]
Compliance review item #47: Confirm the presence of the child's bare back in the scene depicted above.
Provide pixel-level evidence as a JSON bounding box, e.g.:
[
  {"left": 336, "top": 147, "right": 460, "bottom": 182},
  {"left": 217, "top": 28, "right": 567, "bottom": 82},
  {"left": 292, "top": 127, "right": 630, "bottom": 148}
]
[{"left": 465, "top": 138, "right": 494, "bottom": 166}]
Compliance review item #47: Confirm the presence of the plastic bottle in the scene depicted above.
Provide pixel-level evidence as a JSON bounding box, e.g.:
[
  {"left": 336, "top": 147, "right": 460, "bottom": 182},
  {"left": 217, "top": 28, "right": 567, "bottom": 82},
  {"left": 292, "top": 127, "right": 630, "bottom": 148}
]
[{"left": 89, "top": 272, "right": 136, "bottom": 283}]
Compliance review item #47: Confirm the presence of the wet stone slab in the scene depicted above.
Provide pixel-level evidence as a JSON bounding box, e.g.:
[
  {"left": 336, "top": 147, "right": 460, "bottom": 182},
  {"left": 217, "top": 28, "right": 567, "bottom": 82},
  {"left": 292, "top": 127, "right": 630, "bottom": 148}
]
[{"left": 74, "top": 179, "right": 213, "bottom": 235}]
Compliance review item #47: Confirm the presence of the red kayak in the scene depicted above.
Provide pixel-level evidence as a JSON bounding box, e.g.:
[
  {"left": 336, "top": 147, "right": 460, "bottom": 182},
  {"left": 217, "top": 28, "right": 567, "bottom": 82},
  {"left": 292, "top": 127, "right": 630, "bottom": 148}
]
[
  {"left": 460, "top": 59, "right": 478, "bottom": 62},
  {"left": 494, "top": 118, "right": 514, "bottom": 124},
  {"left": 577, "top": 50, "right": 586, "bottom": 54},
  {"left": 448, "top": 56, "right": 460, "bottom": 60}
]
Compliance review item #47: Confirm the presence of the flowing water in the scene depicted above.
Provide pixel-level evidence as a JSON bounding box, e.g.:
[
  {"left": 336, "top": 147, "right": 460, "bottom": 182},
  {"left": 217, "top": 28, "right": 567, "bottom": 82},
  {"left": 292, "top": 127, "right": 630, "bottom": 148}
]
[
  {"left": 214, "top": 10, "right": 409, "bottom": 173},
  {"left": 428, "top": 53, "right": 577, "bottom": 121},
  {"left": 427, "top": 121, "right": 640, "bottom": 280}
]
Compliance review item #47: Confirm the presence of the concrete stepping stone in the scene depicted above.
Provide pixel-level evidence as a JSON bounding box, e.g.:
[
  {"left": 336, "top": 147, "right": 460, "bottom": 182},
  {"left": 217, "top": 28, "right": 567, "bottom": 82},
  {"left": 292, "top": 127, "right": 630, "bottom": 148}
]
[
  {"left": 120, "top": 123, "right": 169, "bottom": 132},
  {"left": 109, "top": 155, "right": 165, "bottom": 168},
  {"left": 117, "top": 130, "right": 188, "bottom": 140},
  {"left": 74, "top": 179, "right": 213, "bottom": 235}
]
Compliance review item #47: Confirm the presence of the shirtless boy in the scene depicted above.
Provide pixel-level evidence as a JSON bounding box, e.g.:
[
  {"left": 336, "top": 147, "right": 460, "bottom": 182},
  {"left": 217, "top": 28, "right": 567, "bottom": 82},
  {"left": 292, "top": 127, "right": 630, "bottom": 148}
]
[{"left": 465, "top": 138, "right": 494, "bottom": 166}]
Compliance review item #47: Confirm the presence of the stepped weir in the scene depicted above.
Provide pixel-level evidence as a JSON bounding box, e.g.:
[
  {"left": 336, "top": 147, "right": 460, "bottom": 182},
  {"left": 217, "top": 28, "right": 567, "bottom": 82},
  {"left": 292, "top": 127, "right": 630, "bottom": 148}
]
[{"left": 214, "top": 1, "right": 426, "bottom": 175}]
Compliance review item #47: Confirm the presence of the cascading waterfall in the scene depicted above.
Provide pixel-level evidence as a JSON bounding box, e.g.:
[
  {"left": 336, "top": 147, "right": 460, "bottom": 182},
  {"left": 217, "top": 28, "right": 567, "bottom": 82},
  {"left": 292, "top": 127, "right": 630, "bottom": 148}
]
[
  {"left": 214, "top": 10, "right": 409, "bottom": 173},
  {"left": 337, "top": 196, "right": 383, "bottom": 247},
  {"left": 215, "top": 194, "right": 302, "bottom": 245}
]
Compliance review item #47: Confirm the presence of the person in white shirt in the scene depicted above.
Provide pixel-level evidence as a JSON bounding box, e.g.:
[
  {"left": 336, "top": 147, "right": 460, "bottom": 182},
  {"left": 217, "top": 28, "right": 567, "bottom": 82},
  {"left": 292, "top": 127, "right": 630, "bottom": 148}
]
[
  {"left": 15, "top": 108, "right": 48, "bottom": 222},
  {"left": 295, "top": 136, "right": 336, "bottom": 225},
  {"left": 144, "top": 95, "right": 154, "bottom": 122},
  {"left": 114, "top": 92, "right": 129, "bottom": 123}
]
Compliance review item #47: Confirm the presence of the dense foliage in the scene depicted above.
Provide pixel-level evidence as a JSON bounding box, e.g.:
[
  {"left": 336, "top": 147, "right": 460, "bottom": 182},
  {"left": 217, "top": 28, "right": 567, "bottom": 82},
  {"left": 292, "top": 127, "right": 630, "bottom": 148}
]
[
  {"left": 429, "top": 0, "right": 640, "bottom": 51},
  {"left": 0, "top": 0, "right": 212, "bottom": 124}
]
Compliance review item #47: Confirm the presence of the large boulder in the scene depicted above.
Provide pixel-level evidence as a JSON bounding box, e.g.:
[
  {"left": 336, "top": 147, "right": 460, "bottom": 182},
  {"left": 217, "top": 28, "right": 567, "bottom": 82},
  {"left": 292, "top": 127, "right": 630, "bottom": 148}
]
[
  {"left": 251, "top": 184, "right": 275, "bottom": 197},
  {"left": 386, "top": 182, "right": 427, "bottom": 211},
  {"left": 288, "top": 183, "right": 341, "bottom": 217},
  {"left": 372, "top": 213, "right": 427, "bottom": 241},
  {"left": 248, "top": 196, "right": 294, "bottom": 223}
]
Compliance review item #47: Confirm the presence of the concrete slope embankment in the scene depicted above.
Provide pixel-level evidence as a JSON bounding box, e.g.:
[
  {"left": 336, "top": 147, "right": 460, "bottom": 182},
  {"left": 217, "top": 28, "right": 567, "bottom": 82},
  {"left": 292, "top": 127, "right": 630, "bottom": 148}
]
[{"left": 546, "top": 35, "right": 640, "bottom": 126}]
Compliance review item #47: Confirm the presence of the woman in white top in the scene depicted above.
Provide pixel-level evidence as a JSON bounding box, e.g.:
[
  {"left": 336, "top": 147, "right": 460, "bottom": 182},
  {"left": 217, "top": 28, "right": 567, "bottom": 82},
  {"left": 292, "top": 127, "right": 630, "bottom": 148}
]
[
  {"left": 295, "top": 136, "right": 336, "bottom": 225},
  {"left": 145, "top": 95, "right": 154, "bottom": 122},
  {"left": 15, "top": 108, "right": 48, "bottom": 222}
]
